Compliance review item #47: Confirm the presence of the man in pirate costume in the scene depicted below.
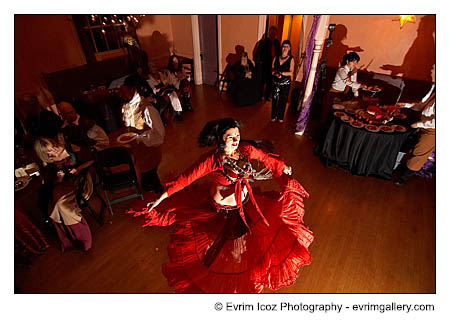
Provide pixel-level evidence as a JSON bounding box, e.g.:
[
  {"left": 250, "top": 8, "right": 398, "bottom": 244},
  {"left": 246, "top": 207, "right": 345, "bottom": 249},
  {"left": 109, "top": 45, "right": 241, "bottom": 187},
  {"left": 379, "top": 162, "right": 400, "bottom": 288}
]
[
  {"left": 119, "top": 75, "right": 166, "bottom": 192},
  {"left": 395, "top": 82, "right": 435, "bottom": 186}
]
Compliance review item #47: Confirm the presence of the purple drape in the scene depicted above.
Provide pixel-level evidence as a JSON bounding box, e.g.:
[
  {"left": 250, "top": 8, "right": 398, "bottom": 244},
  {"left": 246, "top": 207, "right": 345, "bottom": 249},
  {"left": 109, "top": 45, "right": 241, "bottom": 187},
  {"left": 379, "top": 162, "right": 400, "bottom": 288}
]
[
  {"left": 294, "top": 15, "right": 321, "bottom": 133},
  {"left": 416, "top": 150, "right": 435, "bottom": 178}
]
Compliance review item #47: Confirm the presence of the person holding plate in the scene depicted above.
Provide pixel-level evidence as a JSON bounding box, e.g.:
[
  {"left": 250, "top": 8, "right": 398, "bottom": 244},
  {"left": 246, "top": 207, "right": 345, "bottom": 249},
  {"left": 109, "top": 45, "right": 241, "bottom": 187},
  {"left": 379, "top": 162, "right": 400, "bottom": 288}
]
[{"left": 119, "top": 75, "right": 166, "bottom": 192}]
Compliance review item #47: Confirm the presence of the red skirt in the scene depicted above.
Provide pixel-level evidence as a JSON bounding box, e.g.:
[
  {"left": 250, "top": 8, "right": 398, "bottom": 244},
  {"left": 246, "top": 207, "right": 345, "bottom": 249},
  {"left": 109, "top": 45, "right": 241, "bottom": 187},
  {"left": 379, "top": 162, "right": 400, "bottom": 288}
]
[{"left": 129, "top": 175, "right": 313, "bottom": 293}]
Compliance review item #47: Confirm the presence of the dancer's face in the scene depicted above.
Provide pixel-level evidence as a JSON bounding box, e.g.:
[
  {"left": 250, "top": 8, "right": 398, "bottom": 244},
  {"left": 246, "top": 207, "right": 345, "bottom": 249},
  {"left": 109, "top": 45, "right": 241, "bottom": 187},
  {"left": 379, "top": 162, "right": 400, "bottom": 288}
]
[{"left": 223, "top": 127, "right": 240, "bottom": 153}]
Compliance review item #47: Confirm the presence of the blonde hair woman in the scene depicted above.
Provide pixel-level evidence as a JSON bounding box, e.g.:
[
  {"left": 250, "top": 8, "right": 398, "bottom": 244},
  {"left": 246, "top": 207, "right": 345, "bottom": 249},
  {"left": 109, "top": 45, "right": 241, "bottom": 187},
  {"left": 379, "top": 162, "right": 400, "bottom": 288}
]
[{"left": 34, "top": 134, "right": 94, "bottom": 252}]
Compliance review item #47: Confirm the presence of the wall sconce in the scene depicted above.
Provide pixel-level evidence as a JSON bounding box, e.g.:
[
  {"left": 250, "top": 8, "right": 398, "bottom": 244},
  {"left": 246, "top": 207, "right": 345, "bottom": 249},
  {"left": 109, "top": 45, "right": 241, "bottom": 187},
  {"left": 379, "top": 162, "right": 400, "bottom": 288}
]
[{"left": 398, "top": 15, "right": 416, "bottom": 28}]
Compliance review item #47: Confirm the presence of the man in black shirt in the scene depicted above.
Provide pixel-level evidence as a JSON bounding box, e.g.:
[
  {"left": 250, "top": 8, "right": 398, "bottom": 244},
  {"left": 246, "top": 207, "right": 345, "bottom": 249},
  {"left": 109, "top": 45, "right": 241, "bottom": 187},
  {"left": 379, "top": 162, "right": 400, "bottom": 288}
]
[{"left": 254, "top": 26, "right": 281, "bottom": 101}]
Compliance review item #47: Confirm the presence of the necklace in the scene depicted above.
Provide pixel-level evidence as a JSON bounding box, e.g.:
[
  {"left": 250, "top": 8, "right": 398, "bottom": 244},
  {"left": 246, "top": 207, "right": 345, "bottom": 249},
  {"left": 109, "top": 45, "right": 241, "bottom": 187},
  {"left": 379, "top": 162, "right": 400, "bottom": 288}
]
[{"left": 280, "top": 55, "right": 289, "bottom": 60}]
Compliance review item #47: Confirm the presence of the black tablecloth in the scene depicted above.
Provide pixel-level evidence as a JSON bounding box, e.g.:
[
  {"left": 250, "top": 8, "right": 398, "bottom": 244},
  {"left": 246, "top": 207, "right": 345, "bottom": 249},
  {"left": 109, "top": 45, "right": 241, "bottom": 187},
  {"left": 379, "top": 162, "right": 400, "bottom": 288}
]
[{"left": 315, "top": 117, "right": 412, "bottom": 179}]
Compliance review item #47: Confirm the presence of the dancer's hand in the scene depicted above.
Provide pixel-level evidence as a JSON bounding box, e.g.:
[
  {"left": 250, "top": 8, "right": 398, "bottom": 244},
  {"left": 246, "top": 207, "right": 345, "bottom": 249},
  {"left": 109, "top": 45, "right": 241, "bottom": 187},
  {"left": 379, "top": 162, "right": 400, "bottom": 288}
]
[
  {"left": 147, "top": 191, "right": 169, "bottom": 211},
  {"left": 283, "top": 165, "right": 292, "bottom": 176}
]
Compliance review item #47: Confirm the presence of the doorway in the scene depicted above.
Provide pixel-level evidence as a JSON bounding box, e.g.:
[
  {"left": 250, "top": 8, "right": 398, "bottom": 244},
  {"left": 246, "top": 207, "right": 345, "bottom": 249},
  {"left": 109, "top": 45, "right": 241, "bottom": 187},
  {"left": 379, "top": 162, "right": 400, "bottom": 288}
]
[{"left": 198, "top": 15, "right": 219, "bottom": 86}]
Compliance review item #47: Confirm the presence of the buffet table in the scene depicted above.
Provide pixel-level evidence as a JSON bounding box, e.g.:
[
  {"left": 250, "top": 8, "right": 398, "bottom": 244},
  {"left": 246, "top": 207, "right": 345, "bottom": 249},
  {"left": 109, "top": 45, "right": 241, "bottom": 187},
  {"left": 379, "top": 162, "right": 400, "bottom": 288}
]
[
  {"left": 314, "top": 100, "right": 420, "bottom": 179},
  {"left": 316, "top": 116, "right": 412, "bottom": 179}
]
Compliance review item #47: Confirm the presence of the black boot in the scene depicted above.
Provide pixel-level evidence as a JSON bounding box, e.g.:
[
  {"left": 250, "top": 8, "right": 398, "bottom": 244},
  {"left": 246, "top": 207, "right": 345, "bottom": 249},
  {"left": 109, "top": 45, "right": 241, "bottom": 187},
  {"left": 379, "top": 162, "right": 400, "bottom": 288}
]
[
  {"left": 394, "top": 166, "right": 415, "bottom": 186},
  {"left": 184, "top": 104, "right": 194, "bottom": 112},
  {"left": 141, "top": 169, "right": 164, "bottom": 193},
  {"left": 182, "top": 94, "right": 194, "bottom": 112},
  {"left": 173, "top": 111, "right": 183, "bottom": 121}
]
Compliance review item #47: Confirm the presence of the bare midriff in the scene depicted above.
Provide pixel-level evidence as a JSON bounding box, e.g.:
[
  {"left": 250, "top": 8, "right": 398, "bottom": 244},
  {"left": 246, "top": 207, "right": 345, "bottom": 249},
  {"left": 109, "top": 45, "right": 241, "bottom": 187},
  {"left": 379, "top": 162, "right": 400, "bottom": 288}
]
[{"left": 211, "top": 184, "right": 248, "bottom": 207}]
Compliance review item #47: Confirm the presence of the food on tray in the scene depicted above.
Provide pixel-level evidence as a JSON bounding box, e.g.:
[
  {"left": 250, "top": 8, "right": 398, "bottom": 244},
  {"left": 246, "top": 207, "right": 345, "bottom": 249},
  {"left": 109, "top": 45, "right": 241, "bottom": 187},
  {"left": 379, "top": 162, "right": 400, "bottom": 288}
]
[
  {"left": 365, "top": 124, "right": 380, "bottom": 132},
  {"left": 341, "top": 115, "right": 351, "bottom": 122},
  {"left": 392, "top": 125, "right": 407, "bottom": 132},
  {"left": 380, "top": 125, "right": 394, "bottom": 133},
  {"left": 334, "top": 111, "right": 346, "bottom": 117},
  {"left": 350, "top": 120, "right": 364, "bottom": 128}
]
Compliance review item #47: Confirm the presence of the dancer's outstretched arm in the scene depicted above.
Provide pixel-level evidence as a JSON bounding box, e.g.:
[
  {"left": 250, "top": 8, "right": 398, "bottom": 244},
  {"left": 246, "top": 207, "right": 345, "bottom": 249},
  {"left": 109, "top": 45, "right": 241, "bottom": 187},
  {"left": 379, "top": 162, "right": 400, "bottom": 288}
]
[{"left": 147, "top": 191, "right": 168, "bottom": 211}]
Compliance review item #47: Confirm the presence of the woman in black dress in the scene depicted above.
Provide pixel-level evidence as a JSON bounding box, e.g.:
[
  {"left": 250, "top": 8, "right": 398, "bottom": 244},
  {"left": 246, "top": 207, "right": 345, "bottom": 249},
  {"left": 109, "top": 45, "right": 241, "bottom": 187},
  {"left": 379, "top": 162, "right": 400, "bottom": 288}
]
[
  {"left": 232, "top": 52, "right": 258, "bottom": 106},
  {"left": 271, "top": 40, "right": 295, "bottom": 122}
]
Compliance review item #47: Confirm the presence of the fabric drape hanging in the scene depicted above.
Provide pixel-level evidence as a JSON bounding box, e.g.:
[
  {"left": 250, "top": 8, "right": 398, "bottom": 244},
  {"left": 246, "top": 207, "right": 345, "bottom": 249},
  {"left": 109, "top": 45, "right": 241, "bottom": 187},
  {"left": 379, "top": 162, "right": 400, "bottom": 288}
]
[{"left": 294, "top": 15, "right": 321, "bottom": 134}]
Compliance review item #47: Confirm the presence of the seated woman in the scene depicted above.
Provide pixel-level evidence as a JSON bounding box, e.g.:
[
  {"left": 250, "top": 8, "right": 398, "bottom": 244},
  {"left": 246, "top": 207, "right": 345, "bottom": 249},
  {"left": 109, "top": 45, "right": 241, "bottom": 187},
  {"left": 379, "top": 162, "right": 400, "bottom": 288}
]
[
  {"left": 321, "top": 52, "right": 366, "bottom": 125},
  {"left": 147, "top": 64, "right": 184, "bottom": 121},
  {"left": 232, "top": 52, "right": 258, "bottom": 107},
  {"left": 167, "top": 54, "right": 194, "bottom": 112},
  {"left": 34, "top": 134, "right": 94, "bottom": 252}
]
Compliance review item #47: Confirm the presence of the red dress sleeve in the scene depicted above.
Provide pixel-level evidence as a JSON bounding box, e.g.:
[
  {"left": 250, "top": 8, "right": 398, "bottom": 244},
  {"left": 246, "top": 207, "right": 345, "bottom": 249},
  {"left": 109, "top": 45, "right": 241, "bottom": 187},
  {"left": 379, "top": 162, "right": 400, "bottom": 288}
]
[
  {"left": 241, "top": 142, "right": 286, "bottom": 177},
  {"left": 165, "top": 152, "right": 219, "bottom": 197}
]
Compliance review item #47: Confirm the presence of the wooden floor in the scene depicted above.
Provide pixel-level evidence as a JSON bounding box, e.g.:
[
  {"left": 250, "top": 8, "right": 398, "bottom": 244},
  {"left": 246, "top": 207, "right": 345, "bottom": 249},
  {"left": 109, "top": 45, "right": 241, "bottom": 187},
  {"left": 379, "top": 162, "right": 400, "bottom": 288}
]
[{"left": 15, "top": 84, "right": 436, "bottom": 293}]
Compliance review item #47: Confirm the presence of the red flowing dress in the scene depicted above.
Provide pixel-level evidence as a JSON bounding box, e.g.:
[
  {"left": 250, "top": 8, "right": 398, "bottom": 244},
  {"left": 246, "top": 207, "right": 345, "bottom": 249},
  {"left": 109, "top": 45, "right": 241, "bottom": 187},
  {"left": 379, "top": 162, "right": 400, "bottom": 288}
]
[{"left": 129, "top": 142, "right": 313, "bottom": 293}]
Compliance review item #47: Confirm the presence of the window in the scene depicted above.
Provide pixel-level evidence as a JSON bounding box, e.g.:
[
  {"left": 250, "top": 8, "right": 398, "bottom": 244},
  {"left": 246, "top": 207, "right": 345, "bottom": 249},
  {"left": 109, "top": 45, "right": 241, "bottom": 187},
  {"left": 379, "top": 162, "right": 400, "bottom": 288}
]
[
  {"left": 72, "top": 14, "right": 143, "bottom": 63},
  {"left": 84, "top": 15, "right": 128, "bottom": 53}
]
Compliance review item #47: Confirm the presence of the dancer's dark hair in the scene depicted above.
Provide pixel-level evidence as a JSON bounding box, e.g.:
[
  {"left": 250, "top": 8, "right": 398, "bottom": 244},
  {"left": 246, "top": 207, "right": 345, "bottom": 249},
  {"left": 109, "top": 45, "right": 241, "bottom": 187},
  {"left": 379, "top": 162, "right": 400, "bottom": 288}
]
[{"left": 198, "top": 118, "right": 242, "bottom": 151}]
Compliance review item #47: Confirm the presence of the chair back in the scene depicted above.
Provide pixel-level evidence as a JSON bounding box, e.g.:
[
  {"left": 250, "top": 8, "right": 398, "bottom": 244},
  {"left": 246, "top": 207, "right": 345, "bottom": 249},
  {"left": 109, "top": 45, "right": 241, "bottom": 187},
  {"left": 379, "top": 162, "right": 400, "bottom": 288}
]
[
  {"left": 93, "top": 146, "right": 143, "bottom": 216},
  {"left": 94, "top": 146, "right": 138, "bottom": 183}
]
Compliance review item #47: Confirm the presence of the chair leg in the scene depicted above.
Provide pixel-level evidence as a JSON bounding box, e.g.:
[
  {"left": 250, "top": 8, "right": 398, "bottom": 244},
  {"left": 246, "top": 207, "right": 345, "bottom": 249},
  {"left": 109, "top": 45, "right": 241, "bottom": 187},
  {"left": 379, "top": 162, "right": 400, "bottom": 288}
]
[
  {"left": 220, "top": 80, "right": 225, "bottom": 96},
  {"left": 92, "top": 183, "right": 106, "bottom": 226},
  {"left": 104, "top": 189, "right": 114, "bottom": 216},
  {"left": 96, "top": 191, "right": 106, "bottom": 225},
  {"left": 81, "top": 194, "right": 105, "bottom": 227},
  {"left": 91, "top": 190, "right": 106, "bottom": 226}
]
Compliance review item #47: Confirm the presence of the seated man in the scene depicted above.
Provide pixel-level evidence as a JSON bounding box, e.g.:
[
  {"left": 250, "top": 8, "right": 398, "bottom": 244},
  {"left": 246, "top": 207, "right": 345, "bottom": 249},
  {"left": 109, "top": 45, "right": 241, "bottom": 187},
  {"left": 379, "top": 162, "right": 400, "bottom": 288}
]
[
  {"left": 57, "top": 101, "right": 109, "bottom": 151},
  {"left": 119, "top": 75, "right": 166, "bottom": 192}
]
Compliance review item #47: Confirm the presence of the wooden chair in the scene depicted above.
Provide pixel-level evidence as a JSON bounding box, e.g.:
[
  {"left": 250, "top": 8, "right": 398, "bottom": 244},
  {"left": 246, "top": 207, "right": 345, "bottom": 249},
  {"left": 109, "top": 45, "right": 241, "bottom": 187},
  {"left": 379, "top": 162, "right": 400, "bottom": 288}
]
[
  {"left": 94, "top": 146, "right": 144, "bottom": 216},
  {"left": 76, "top": 166, "right": 106, "bottom": 226}
]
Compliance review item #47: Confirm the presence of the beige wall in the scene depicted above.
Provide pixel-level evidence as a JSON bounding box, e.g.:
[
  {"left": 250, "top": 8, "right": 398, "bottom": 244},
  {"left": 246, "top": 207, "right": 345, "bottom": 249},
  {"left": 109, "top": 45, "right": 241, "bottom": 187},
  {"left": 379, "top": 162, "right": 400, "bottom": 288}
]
[
  {"left": 297, "top": 15, "right": 435, "bottom": 82},
  {"left": 220, "top": 15, "right": 260, "bottom": 73},
  {"left": 326, "top": 15, "right": 435, "bottom": 81},
  {"left": 15, "top": 15, "right": 86, "bottom": 105},
  {"left": 170, "top": 15, "right": 194, "bottom": 58},
  {"left": 136, "top": 15, "right": 194, "bottom": 67},
  {"left": 136, "top": 15, "right": 174, "bottom": 67}
]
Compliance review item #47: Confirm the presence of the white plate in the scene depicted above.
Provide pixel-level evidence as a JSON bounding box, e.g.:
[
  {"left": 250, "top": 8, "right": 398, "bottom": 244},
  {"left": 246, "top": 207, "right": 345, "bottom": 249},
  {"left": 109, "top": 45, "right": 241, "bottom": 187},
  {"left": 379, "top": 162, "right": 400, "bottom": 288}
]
[
  {"left": 15, "top": 178, "right": 30, "bottom": 192},
  {"left": 117, "top": 132, "right": 138, "bottom": 144},
  {"left": 332, "top": 104, "right": 345, "bottom": 110}
]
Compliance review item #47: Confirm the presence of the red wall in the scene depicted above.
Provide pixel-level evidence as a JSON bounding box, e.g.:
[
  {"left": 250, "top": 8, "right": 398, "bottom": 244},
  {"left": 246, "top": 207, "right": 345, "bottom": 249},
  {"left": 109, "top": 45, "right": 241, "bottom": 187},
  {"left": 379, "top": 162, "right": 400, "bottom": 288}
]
[{"left": 15, "top": 15, "right": 86, "bottom": 104}]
